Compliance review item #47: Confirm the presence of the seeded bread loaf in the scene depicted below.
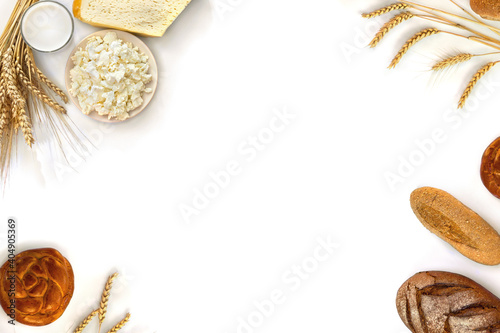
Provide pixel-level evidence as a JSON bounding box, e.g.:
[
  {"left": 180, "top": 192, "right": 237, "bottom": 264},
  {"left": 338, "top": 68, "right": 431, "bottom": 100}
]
[
  {"left": 73, "top": 0, "right": 191, "bottom": 37},
  {"left": 410, "top": 186, "right": 500, "bottom": 265}
]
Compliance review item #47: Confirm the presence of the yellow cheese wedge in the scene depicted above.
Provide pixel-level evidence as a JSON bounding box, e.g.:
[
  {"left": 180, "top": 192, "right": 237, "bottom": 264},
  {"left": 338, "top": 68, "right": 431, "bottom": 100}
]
[{"left": 73, "top": 0, "right": 191, "bottom": 37}]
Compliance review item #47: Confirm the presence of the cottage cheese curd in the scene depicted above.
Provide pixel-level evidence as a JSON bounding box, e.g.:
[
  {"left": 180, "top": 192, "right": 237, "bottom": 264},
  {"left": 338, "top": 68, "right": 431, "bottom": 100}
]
[{"left": 69, "top": 32, "right": 153, "bottom": 120}]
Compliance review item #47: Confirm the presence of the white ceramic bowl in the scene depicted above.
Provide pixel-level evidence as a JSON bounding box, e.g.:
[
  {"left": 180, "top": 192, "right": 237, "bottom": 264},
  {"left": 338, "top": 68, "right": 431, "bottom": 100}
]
[{"left": 65, "top": 30, "right": 158, "bottom": 123}]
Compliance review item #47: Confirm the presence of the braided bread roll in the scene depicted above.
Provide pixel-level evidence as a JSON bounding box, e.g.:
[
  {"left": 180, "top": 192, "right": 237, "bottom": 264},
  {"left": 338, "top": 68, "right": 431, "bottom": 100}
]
[{"left": 0, "top": 248, "right": 74, "bottom": 326}]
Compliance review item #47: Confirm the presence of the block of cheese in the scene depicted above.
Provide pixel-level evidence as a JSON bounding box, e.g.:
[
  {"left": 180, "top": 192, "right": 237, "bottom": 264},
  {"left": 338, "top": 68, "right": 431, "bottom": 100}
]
[{"left": 73, "top": 0, "right": 191, "bottom": 37}]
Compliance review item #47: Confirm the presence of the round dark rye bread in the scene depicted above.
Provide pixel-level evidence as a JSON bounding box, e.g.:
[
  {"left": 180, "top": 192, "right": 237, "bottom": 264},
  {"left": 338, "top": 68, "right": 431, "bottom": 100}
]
[{"left": 397, "top": 271, "right": 500, "bottom": 333}]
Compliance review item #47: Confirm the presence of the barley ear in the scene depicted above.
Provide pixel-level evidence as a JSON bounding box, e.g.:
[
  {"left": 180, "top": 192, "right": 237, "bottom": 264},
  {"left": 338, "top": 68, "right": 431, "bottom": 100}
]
[
  {"left": 362, "top": 3, "right": 409, "bottom": 18},
  {"left": 458, "top": 62, "right": 497, "bottom": 108},
  {"left": 98, "top": 273, "right": 119, "bottom": 332},
  {"left": 73, "top": 309, "right": 98, "bottom": 333},
  {"left": 389, "top": 28, "right": 440, "bottom": 69},
  {"left": 370, "top": 12, "right": 413, "bottom": 48},
  {"left": 106, "top": 313, "right": 131, "bottom": 333}
]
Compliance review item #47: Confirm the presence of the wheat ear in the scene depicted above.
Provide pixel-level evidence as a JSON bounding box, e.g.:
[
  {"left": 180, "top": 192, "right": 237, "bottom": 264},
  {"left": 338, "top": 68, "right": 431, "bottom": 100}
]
[
  {"left": 370, "top": 12, "right": 413, "bottom": 48},
  {"left": 2, "top": 48, "right": 25, "bottom": 111},
  {"left": 0, "top": 76, "right": 7, "bottom": 137},
  {"left": 15, "top": 62, "right": 67, "bottom": 114},
  {"left": 362, "top": 3, "right": 409, "bottom": 18},
  {"left": 73, "top": 309, "right": 98, "bottom": 333},
  {"left": 2, "top": 47, "right": 33, "bottom": 146},
  {"left": 458, "top": 62, "right": 498, "bottom": 108},
  {"left": 0, "top": 107, "right": 8, "bottom": 138},
  {"left": 389, "top": 28, "right": 440, "bottom": 69},
  {"left": 98, "top": 273, "right": 119, "bottom": 333},
  {"left": 432, "top": 53, "right": 474, "bottom": 71},
  {"left": 106, "top": 313, "right": 131, "bottom": 333},
  {"left": 24, "top": 48, "right": 68, "bottom": 103}
]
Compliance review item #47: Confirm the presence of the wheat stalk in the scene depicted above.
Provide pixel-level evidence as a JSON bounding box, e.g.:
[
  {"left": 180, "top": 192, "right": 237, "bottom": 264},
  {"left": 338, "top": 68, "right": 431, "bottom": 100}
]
[
  {"left": 0, "top": 107, "right": 9, "bottom": 138},
  {"left": 2, "top": 48, "right": 25, "bottom": 110},
  {"left": 73, "top": 309, "right": 98, "bottom": 333},
  {"left": 0, "top": 0, "right": 88, "bottom": 184},
  {"left": 24, "top": 48, "right": 68, "bottom": 103},
  {"left": 362, "top": 3, "right": 409, "bottom": 18},
  {"left": 432, "top": 53, "right": 474, "bottom": 71},
  {"left": 458, "top": 62, "right": 498, "bottom": 108},
  {"left": 389, "top": 28, "right": 440, "bottom": 68},
  {"left": 106, "top": 313, "right": 131, "bottom": 333},
  {"left": 15, "top": 62, "right": 66, "bottom": 114},
  {"left": 370, "top": 12, "right": 413, "bottom": 48},
  {"left": 98, "top": 273, "right": 119, "bottom": 333},
  {"left": 1, "top": 47, "right": 33, "bottom": 146},
  {"left": 0, "top": 75, "right": 7, "bottom": 137}
]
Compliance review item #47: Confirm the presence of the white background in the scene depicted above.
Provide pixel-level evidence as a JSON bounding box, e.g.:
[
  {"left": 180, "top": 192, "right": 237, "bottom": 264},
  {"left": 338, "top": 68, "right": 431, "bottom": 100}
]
[{"left": 2, "top": 0, "right": 500, "bottom": 332}]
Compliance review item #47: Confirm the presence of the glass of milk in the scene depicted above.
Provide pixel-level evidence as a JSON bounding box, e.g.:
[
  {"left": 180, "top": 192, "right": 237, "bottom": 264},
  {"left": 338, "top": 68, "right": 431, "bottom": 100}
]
[{"left": 21, "top": 1, "right": 74, "bottom": 53}]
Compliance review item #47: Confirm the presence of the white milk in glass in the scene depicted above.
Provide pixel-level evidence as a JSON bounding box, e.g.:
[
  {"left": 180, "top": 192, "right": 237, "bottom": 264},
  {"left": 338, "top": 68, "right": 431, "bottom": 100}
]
[{"left": 21, "top": 2, "right": 73, "bottom": 52}]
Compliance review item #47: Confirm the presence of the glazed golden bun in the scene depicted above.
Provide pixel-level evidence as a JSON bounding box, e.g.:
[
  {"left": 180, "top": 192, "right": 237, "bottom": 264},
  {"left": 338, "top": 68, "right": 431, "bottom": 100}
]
[{"left": 0, "top": 248, "right": 74, "bottom": 326}]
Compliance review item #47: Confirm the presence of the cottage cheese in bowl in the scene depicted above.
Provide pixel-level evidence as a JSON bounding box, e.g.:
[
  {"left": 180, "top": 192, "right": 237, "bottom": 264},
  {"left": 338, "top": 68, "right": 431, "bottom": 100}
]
[{"left": 68, "top": 31, "right": 154, "bottom": 121}]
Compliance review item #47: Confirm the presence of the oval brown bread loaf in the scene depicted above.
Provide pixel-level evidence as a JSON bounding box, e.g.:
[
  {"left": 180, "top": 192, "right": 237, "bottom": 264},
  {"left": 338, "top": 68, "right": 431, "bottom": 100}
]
[
  {"left": 397, "top": 271, "right": 500, "bottom": 333},
  {"left": 471, "top": 0, "right": 500, "bottom": 21},
  {"left": 0, "top": 248, "right": 74, "bottom": 326},
  {"left": 410, "top": 187, "right": 500, "bottom": 265}
]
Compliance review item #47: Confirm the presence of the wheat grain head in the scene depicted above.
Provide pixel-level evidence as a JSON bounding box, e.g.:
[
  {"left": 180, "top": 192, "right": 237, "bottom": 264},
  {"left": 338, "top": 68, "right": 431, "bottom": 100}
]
[
  {"left": 98, "top": 273, "right": 119, "bottom": 327},
  {"left": 370, "top": 12, "right": 413, "bottom": 48},
  {"left": 73, "top": 309, "right": 98, "bottom": 333},
  {"left": 389, "top": 28, "right": 440, "bottom": 69},
  {"left": 458, "top": 62, "right": 498, "bottom": 108},
  {"left": 432, "top": 53, "right": 474, "bottom": 71},
  {"left": 24, "top": 48, "right": 68, "bottom": 103},
  {"left": 362, "top": 3, "right": 409, "bottom": 18},
  {"left": 106, "top": 313, "right": 131, "bottom": 333}
]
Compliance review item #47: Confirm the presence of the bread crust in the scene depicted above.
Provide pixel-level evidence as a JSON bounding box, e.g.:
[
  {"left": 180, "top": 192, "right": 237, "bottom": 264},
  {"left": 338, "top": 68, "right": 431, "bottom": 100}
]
[
  {"left": 410, "top": 186, "right": 500, "bottom": 265},
  {"left": 397, "top": 271, "right": 500, "bottom": 333},
  {"left": 480, "top": 136, "right": 500, "bottom": 198},
  {"left": 0, "top": 248, "right": 74, "bottom": 326},
  {"left": 73, "top": 0, "right": 82, "bottom": 20},
  {"left": 471, "top": 0, "right": 500, "bottom": 21}
]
